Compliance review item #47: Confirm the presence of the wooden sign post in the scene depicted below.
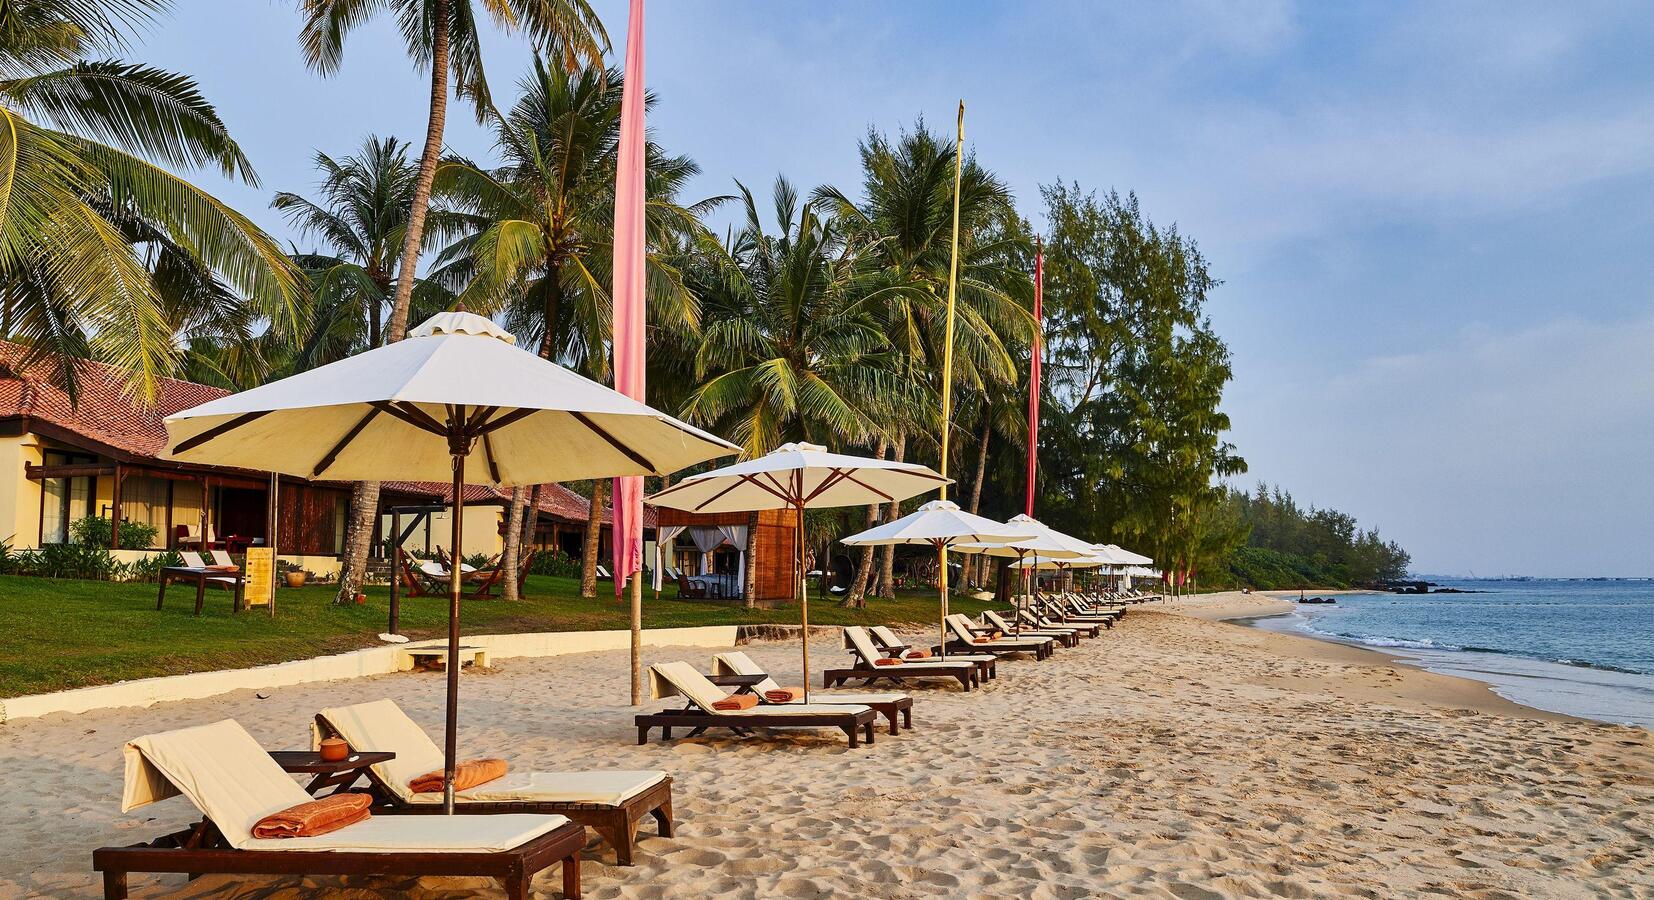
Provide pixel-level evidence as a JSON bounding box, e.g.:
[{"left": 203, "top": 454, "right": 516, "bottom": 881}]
[{"left": 244, "top": 547, "right": 274, "bottom": 610}]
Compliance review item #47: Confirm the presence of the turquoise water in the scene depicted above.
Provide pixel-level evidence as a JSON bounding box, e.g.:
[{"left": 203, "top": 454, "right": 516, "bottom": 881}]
[{"left": 1254, "top": 579, "right": 1654, "bottom": 728}]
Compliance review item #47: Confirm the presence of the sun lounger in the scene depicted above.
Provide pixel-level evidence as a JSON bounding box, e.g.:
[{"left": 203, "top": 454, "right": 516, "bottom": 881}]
[
  {"left": 636, "top": 661, "right": 877, "bottom": 747},
  {"left": 1010, "top": 605, "right": 1101, "bottom": 638},
  {"left": 944, "top": 614, "right": 1055, "bottom": 659},
  {"left": 822, "top": 626, "right": 979, "bottom": 692},
  {"left": 868, "top": 625, "right": 997, "bottom": 681},
  {"left": 315, "top": 699, "right": 671, "bottom": 865},
  {"left": 94, "top": 719, "right": 583, "bottom": 900},
  {"left": 710, "top": 651, "right": 913, "bottom": 735},
  {"left": 981, "top": 609, "right": 1083, "bottom": 645},
  {"left": 179, "top": 551, "right": 240, "bottom": 590}
]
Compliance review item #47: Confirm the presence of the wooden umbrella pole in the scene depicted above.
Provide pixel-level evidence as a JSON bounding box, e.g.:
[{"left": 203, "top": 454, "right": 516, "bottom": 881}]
[
  {"left": 443, "top": 442, "right": 466, "bottom": 816},
  {"left": 937, "top": 540, "right": 950, "bottom": 658},
  {"left": 630, "top": 570, "right": 642, "bottom": 705}
]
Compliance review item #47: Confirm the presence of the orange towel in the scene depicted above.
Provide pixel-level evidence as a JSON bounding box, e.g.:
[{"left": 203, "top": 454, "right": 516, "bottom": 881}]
[
  {"left": 764, "top": 687, "right": 802, "bottom": 703},
  {"left": 712, "top": 693, "right": 758, "bottom": 711},
  {"left": 408, "top": 758, "right": 508, "bottom": 794},
  {"left": 205, "top": 565, "right": 239, "bottom": 573},
  {"left": 252, "top": 793, "right": 372, "bottom": 839},
  {"left": 874, "top": 657, "right": 904, "bottom": 666},
  {"left": 903, "top": 649, "right": 931, "bottom": 659}
]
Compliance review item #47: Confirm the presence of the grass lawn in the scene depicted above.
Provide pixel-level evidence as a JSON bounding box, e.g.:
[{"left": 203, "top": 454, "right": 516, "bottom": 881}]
[{"left": 0, "top": 574, "right": 995, "bottom": 697}]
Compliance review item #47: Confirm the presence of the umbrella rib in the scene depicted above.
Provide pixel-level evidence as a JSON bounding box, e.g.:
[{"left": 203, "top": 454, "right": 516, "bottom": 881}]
[
  {"left": 476, "top": 407, "right": 539, "bottom": 436},
  {"left": 835, "top": 470, "right": 896, "bottom": 502},
  {"left": 481, "top": 432, "right": 501, "bottom": 483},
  {"left": 801, "top": 468, "right": 851, "bottom": 504},
  {"left": 759, "top": 471, "right": 794, "bottom": 501},
  {"left": 369, "top": 401, "right": 445, "bottom": 436},
  {"left": 311, "top": 407, "right": 381, "bottom": 477},
  {"left": 569, "top": 411, "right": 656, "bottom": 472},
  {"left": 690, "top": 477, "right": 750, "bottom": 511},
  {"left": 172, "top": 411, "right": 271, "bottom": 454},
  {"left": 465, "top": 405, "right": 499, "bottom": 433}
]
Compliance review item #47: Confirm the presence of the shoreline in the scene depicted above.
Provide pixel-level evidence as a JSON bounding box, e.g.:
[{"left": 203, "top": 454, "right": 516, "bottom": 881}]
[{"left": 1157, "top": 591, "right": 1585, "bottom": 723}]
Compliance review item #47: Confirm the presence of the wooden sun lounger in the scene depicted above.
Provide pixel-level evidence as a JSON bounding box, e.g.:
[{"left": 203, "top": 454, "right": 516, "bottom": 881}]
[
  {"left": 95, "top": 719, "right": 583, "bottom": 900},
  {"left": 983, "top": 610, "right": 1083, "bottom": 645},
  {"left": 636, "top": 662, "right": 878, "bottom": 748},
  {"left": 824, "top": 627, "right": 978, "bottom": 692},
  {"left": 868, "top": 625, "right": 997, "bottom": 682},
  {"left": 710, "top": 651, "right": 914, "bottom": 736},
  {"left": 1008, "top": 607, "right": 1100, "bottom": 639},
  {"left": 943, "top": 615, "right": 1055, "bottom": 659},
  {"left": 315, "top": 700, "right": 670, "bottom": 866}
]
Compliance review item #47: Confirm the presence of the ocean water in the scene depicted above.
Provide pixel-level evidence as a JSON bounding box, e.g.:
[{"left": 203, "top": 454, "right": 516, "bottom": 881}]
[{"left": 1251, "top": 579, "right": 1654, "bottom": 728}]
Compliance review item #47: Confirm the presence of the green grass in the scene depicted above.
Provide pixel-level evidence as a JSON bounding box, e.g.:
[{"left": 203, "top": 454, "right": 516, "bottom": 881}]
[{"left": 0, "top": 574, "right": 995, "bottom": 697}]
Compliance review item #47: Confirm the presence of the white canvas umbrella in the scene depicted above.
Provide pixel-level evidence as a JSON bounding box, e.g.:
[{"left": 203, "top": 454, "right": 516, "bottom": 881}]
[
  {"left": 646, "top": 442, "right": 947, "bottom": 699},
  {"left": 842, "top": 500, "right": 1034, "bottom": 659},
  {"left": 957, "top": 514, "right": 1093, "bottom": 635},
  {"left": 164, "top": 310, "right": 739, "bottom": 812}
]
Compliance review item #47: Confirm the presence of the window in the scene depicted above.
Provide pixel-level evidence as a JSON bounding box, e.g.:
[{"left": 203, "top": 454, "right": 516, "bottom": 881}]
[
  {"left": 39, "top": 451, "right": 94, "bottom": 545},
  {"left": 333, "top": 494, "right": 349, "bottom": 555},
  {"left": 120, "top": 476, "right": 171, "bottom": 548}
]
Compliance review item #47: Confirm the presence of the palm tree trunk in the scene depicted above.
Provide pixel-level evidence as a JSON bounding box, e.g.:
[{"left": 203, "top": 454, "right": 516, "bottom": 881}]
[
  {"left": 876, "top": 433, "right": 905, "bottom": 597},
  {"left": 743, "top": 511, "right": 759, "bottom": 608},
  {"left": 845, "top": 438, "right": 886, "bottom": 607},
  {"left": 501, "top": 486, "right": 525, "bottom": 601},
  {"left": 334, "top": 0, "right": 450, "bottom": 606},
  {"left": 496, "top": 273, "right": 561, "bottom": 601},
  {"left": 580, "top": 479, "right": 605, "bottom": 598}
]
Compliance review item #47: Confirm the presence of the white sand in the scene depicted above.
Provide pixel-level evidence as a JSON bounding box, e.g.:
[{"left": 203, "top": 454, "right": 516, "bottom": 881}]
[{"left": 1, "top": 593, "right": 1649, "bottom": 898}]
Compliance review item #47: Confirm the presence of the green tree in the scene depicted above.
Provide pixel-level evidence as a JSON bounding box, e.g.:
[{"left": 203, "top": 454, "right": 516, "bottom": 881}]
[
  {"left": 0, "top": 0, "right": 300, "bottom": 399},
  {"left": 432, "top": 53, "right": 713, "bottom": 598},
  {"left": 300, "top": 0, "right": 608, "bottom": 604}
]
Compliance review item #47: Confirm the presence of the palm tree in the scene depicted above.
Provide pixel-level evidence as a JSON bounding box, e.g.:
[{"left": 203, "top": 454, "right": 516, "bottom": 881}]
[
  {"left": 272, "top": 136, "right": 458, "bottom": 372},
  {"left": 815, "top": 121, "right": 1033, "bottom": 597},
  {"left": 0, "top": 0, "right": 300, "bottom": 399},
  {"left": 300, "top": 0, "right": 608, "bottom": 604},
  {"left": 431, "top": 54, "right": 715, "bottom": 598}
]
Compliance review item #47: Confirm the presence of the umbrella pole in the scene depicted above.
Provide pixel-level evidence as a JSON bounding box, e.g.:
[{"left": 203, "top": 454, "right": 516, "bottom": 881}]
[
  {"left": 796, "top": 499, "right": 810, "bottom": 702},
  {"left": 443, "top": 449, "right": 466, "bottom": 816},
  {"left": 937, "top": 540, "right": 950, "bottom": 659},
  {"left": 630, "top": 571, "right": 642, "bottom": 705}
]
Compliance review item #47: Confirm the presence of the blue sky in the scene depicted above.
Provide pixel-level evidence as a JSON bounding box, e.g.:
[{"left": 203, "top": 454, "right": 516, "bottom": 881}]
[{"left": 140, "top": 1, "right": 1654, "bottom": 576}]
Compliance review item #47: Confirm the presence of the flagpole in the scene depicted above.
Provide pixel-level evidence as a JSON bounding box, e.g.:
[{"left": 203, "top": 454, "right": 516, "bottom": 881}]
[
  {"left": 938, "top": 100, "right": 965, "bottom": 631},
  {"left": 1026, "top": 237, "right": 1042, "bottom": 518}
]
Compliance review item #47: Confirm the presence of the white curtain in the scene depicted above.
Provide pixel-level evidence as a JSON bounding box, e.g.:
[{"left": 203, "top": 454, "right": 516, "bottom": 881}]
[
  {"left": 716, "top": 524, "right": 749, "bottom": 593},
  {"left": 653, "top": 525, "right": 687, "bottom": 591},
  {"left": 689, "top": 527, "right": 726, "bottom": 578}
]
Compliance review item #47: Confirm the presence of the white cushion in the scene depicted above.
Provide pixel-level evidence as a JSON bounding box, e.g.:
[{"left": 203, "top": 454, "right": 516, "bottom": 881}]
[{"left": 248, "top": 813, "right": 567, "bottom": 853}]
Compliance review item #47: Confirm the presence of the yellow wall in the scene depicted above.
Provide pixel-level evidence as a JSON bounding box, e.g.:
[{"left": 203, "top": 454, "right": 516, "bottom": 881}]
[
  {"left": 382, "top": 506, "right": 503, "bottom": 559},
  {"left": 0, "top": 435, "right": 44, "bottom": 549}
]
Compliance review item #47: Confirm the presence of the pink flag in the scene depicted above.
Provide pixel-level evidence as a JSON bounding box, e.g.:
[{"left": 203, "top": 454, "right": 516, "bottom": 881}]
[
  {"left": 611, "top": 0, "right": 646, "bottom": 594},
  {"left": 1025, "top": 239, "right": 1043, "bottom": 517}
]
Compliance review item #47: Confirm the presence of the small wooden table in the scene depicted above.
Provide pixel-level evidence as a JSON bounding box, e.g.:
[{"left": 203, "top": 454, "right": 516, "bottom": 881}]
[
  {"left": 269, "top": 750, "right": 395, "bottom": 797},
  {"left": 156, "top": 566, "right": 244, "bottom": 615}
]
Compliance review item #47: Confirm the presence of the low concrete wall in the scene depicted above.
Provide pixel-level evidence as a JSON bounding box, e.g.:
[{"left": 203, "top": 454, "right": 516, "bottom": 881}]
[{"left": 0, "top": 625, "right": 739, "bottom": 723}]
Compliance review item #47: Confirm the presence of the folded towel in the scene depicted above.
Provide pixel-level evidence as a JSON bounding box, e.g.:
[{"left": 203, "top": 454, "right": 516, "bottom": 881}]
[
  {"left": 874, "top": 657, "right": 904, "bottom": 666},
  {"left": 903, "top": 649, "right": 931, "bottom": 659},
  {"left": 409, "top": 758, "right": 508, "bottom": 793},
  {"left": 205, "top": 565, "right": 239, "bottom": 573},
  {"left": 764, "top": 687, "right": 803, "bottom": 703},
  {"left": 712, "top": 694, "right": 758, "bottom": 711},
  {"left": 252, "top": 793, "right": 372, "bottom": 839},
  {"left": 974, "top": 636, "right": 992, "bottom": 644}
]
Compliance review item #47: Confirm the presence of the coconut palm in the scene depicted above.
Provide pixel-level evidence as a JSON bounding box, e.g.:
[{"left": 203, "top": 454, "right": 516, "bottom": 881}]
[
  {"left": 431, "top": 53, "right": 717, "bottom": 598},
  {"left": 301, "top": 0, "right": 608, "bottom": 604},
  {"left": 0, "top": 0, "right": 300, "bottom": 399}
]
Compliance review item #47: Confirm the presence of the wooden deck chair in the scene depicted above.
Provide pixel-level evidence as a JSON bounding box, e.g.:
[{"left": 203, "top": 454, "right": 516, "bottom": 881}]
[
  {"left": 396, "top": 552, "right": 432, "bottom": 598},
  {"left": 944, "top": 614, "right": 1055, "bottom": 659},
  {"left": 867, "top": 626, "right": 997, "bottom": 681},
  {"left": 315, "top": 699, "right": 670, "bottom": 866},
  {"left": 981, "top": 609, "right": 1083, "bottom": 646},
  {"left": 1016, "top": 605, "right": 1102, "bottom": 637},
  {"left": 822, "top": 627, "right": 978, "bottom": 692},
  {"left": 635, "top": 662, "right": 877, "bottom": 748},
  {"left": 179, "top": 552, "right": 238, "bottom": 591},
  {"left": 674, "top": 573, "right": 707, "bottom": 599},
  {"left": 94, "top": 719, "right": 583, "bottom": 900},
  {"left": 710, "top": 651, "right": 913, "bottom": 735}
]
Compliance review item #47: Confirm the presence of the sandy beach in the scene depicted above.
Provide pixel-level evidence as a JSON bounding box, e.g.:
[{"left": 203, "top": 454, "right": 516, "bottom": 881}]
[{"left": 1, "top": 592, "right": 1648, "bottom": 898}]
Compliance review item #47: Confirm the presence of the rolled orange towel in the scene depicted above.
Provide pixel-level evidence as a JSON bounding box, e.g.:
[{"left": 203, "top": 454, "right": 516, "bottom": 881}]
[
  {"left": 408, "top": 758, "right": 508, "bottom": 794},
  {"left": 974, "top": 636, "right": 994, "bottom": 644},
  {"left": 712, "top": 693, "right": 759, "bottom": 711},
  {"left": 874, "top": 657, "right": 904, "bottom": 666},
  {"left": 903, "top": 649, "right": 931, "bottom": 659},
  {"left": 764, "top": 687, "right": 802, "bottom": 703},
  {"left": 252, "top": 792, "right": 372, "bottom": 839}
]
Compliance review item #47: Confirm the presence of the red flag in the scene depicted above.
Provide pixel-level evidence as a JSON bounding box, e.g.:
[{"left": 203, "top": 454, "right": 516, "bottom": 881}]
[
  {"left": 1025, "top": 238, "right": 1043, "bottom": 517},
  {"left": 611, "top": 0, "right": 646, "bottom": 594}
]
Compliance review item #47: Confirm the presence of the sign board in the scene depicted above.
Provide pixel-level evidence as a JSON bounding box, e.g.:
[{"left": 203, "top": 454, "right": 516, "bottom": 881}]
[{"left": 244, "top": 547, "right": 274, "bottom": 609}]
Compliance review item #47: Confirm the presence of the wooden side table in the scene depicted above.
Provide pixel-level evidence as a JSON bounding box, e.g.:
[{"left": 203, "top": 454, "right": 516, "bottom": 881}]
[{"left": 268, "top": 750, "right": 395, "bottom": 797}]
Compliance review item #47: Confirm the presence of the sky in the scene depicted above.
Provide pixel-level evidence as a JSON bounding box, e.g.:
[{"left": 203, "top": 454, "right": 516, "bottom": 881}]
[{"left": 135, "top": 1, "right": 1654, "bottom": 577}]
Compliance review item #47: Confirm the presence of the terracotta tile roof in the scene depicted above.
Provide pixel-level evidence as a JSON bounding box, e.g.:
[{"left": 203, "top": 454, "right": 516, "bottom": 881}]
[{"left": 0, "top": 341, "right": 230, "bottom": 460}]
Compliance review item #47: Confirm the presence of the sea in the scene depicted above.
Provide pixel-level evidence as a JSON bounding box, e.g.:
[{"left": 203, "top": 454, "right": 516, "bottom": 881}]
[{"left": 1248, "top": 578, "right": 1654, "bottom": 728}]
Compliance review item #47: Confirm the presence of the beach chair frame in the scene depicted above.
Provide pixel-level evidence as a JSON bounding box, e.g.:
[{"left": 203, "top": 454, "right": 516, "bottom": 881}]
[
  {"left": 635, "top": 664, "right": 878, "bottom": 748},
  {"left": 822, "top": 627, "right": 979, "bottom": 692}
]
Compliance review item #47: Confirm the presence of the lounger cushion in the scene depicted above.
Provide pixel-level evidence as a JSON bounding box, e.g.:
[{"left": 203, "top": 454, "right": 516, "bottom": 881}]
[
  {"left": 808, "top": 693, "right": 907, "bottom": 705},
  {"left": 318, "top": 699, "right": 666, "bottom": 807},
  {"left": 122, "top": 719, "right": 570, "bottom": 853}
]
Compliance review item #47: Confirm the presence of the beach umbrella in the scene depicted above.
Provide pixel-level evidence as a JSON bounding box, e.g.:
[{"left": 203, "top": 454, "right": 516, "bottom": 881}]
[
  {"left": 646, "top": 442, "right": 947, "bottom": 699},
  {"left": 164, "top": 310, "right": 738, "bottom": 812},
  {"left": 842, "top": 500, "right": 1034, "bottom": 659},
  {"left": 958, "top": 514, "right": 1094, "bottom": 634}
]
